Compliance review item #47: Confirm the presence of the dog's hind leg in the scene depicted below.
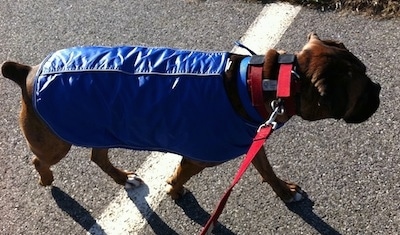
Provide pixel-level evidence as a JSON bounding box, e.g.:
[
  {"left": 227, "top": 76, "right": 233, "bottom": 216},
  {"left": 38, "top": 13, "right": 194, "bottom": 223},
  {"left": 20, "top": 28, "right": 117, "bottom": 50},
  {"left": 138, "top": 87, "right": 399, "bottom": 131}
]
[
  {"left": 90, "top": 148, "right": 142, "bottom": 188},
  {"left": 30, "top": 143, "right": 71, "bottom": 186},
  {"left": 21, "top": 116, "right": 72, "bottom": 186},
  {"left": 32, "top": 155, "right": 64, "bottom": 186},
  {"left": 166, "top": 158, "right": 205, "bottom": 200}
]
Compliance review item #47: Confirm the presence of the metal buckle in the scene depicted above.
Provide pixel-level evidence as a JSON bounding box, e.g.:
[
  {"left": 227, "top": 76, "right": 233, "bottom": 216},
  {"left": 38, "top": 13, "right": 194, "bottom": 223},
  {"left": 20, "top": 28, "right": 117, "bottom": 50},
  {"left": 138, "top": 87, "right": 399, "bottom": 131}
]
[
  {"left": 257, "top": 99, "right": 284, "bottom": 132},
  {"left": 262, "top": 79, "right": 277, "bottom": 91}
]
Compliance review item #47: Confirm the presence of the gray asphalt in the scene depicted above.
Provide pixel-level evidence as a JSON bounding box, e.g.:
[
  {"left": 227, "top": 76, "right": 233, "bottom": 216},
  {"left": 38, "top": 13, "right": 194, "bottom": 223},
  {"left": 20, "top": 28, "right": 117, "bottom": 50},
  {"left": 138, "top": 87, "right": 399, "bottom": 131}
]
[{"left": 1, "top": 1, "right": 399, "bottom": 235}]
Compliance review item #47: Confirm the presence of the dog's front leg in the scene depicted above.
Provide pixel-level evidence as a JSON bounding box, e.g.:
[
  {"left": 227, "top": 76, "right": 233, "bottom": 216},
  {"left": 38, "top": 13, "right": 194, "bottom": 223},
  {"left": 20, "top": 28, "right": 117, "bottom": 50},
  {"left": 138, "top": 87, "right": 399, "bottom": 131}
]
[
  {"left": 166, "top": 158, "right": 206, "bottom": 200},
  {"left": 251, "top": 149, "right": 304, "bottom": 203},
  {"left": 90, "top": 148, "right": 142, "bottom": 188}
]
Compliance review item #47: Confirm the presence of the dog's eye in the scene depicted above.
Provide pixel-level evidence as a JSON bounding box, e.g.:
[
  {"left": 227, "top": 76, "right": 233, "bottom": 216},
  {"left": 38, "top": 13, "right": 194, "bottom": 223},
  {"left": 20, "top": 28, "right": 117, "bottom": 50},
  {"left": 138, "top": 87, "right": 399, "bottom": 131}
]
[{"left": 348, "top": 71, "right": 353, "bottom": 78}]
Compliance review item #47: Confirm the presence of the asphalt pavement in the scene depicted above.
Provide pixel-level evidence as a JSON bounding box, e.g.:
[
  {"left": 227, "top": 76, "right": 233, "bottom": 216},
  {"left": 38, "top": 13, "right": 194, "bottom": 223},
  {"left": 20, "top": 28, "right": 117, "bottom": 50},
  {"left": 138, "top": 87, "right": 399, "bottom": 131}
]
[{"left": 1, "top": 1, "right": 399, "bottom": 235}]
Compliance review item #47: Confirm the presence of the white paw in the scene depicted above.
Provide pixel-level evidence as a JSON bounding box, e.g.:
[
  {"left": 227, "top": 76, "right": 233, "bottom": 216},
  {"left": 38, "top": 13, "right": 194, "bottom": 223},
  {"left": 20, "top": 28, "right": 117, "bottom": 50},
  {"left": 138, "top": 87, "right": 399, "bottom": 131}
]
[
  {"left": 165, "top": 185, "right": 189, "bottom": 199},
  {"left": 124, "top": 173, "right": 143, "bottom": 189},
  {"left": 284, "top": 189, "right": 305, "bottom": 203},
  {"left": 293, "top": 191, "right": 304, "bottom": 201},
  {"left": 165, "top": 184, "right": 173, "bottom": 194}
]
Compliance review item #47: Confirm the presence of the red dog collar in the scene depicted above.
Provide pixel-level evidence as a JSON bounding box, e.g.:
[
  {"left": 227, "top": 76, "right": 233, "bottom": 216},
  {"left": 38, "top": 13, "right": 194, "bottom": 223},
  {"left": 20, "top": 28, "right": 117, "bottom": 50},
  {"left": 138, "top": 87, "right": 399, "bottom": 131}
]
[
  {"left": 277, "top": 54, "right": 301, "bottom": 116},
  {"left": 247, "top": 53, "right": 301, "bottom": 118},
  {"left": 248, "top": 55, "right": 270, "bottom": 119}
]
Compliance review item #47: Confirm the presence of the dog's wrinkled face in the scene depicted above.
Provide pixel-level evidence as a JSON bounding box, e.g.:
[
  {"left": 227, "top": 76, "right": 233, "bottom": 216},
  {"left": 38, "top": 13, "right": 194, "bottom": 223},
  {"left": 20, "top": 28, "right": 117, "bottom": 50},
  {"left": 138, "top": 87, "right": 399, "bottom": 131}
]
[{"left": 296, "top": 33, "right": 380, "bottom": 123}]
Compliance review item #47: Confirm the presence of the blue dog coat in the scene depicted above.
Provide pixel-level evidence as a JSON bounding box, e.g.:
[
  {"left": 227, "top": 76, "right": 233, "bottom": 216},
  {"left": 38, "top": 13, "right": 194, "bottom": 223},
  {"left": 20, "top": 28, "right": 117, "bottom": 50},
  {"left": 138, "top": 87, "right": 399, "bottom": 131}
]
[{"left": 33, "top": 46, "right": 264, "bottom": 162}]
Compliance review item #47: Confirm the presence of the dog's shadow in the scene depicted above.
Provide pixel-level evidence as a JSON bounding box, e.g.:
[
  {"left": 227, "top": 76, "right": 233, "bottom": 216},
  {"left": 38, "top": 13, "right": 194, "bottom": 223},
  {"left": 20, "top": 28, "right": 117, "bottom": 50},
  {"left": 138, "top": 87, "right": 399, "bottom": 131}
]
[
  {"left": 174, "top": 192, "right": 236, "bottom": 235},
  {"left": 125, "top": 185, "right": 235, "bottom": 235},
  {"left": 51, "top": 185, "right": 341, "bottom": 235},
  {"left": 124, "top": 183, "right": 177, "bottom": 235},
  {"left": 50, "top": 184, "right": 234, "bottom": 234},
  {"left": 286, "top": 197, "right": 342, "bottom": 235},
  {"left": 51, "top": 186, "right": 101, "bottom": 232},
  {"left": 175, "top": 192, "right": 342, "bottom": 235}
]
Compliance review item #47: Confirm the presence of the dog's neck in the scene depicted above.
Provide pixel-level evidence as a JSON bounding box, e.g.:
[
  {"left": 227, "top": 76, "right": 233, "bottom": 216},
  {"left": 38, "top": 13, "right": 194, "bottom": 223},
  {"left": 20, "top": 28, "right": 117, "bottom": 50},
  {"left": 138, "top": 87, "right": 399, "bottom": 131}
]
[{"left": 224, "top": 51, "right": 300, "bottom": 124}]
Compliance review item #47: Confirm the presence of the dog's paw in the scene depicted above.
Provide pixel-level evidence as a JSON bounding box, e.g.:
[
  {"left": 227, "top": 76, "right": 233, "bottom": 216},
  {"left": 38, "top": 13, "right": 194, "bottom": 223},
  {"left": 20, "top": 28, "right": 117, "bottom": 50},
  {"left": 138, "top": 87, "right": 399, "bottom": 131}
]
[
  {"left": 284, "top": 188, "right": 307, "bottom": 204},
  {"left": 38, "top": 176, "right": 54, "bottom": 186},
  {"left": 124, "top": 173, "right": 144, "bottom": 189},
  {"left": 165, "top": 184, "right": 188, "bottom": 200}
]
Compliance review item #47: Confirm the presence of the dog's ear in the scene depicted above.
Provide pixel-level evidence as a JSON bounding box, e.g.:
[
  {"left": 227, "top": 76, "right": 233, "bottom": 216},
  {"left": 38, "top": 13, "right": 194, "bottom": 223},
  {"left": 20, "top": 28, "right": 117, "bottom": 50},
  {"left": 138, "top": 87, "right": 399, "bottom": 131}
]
[
  {"left": 263, "top": 49, "right": 280, "bottom": 79},
  {"left": 311, "top": 72, "right": 327, "bottom": 96},
  {"left": 311, "top": 72, "right": 333, "bottom": 108}
]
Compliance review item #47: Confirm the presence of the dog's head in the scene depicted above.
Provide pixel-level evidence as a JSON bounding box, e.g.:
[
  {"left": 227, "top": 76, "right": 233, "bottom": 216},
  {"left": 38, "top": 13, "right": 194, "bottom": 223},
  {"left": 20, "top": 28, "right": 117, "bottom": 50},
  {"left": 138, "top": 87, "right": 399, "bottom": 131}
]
[{"left": 294, "top": 33, "right": 380, "bottom": 123}]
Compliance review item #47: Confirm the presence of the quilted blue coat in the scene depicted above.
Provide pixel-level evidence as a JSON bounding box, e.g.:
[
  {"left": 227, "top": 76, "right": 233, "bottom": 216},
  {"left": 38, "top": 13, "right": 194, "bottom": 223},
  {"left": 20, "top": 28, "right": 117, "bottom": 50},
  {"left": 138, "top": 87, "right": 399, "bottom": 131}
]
[{"left": 33, "top": 46, "right": 264, "bottom": 162}]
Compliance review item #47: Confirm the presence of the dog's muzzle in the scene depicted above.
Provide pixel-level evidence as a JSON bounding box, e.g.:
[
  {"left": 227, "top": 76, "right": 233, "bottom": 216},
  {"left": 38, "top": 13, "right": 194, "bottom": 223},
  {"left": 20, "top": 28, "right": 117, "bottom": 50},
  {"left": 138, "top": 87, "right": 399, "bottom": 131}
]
[{"left": 344, "top": 81, "right": 381, "bottom": 123}]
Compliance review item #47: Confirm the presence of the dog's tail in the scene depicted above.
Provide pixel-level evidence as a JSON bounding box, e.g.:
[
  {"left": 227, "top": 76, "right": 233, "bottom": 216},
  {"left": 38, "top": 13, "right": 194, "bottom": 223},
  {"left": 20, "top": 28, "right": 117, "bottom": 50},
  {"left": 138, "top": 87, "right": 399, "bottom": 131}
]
[{"left": 1, "top": 61, "right": 31, "bottom": 89}]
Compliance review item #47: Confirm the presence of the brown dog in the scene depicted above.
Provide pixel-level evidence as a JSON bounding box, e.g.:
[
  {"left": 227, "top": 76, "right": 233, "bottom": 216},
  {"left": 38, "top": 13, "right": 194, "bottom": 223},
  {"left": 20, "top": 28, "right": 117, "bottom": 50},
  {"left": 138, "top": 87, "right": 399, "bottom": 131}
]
[{"left": 1, "top": 33, "right": 380, "bottom": 203}]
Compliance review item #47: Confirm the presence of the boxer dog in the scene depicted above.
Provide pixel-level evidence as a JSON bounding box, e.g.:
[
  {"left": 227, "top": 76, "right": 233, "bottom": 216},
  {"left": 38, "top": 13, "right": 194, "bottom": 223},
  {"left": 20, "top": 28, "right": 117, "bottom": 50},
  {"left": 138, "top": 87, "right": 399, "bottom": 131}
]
[{"left": 1, "top": 33, "right": 380, "bottom": 203}]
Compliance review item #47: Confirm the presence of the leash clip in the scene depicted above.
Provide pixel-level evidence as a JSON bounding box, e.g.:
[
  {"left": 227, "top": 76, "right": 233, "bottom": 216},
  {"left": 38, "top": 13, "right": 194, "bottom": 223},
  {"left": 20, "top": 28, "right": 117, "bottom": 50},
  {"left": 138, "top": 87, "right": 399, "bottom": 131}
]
[{"left": 257, "top": 99, "right": 284, "bottom": 132}]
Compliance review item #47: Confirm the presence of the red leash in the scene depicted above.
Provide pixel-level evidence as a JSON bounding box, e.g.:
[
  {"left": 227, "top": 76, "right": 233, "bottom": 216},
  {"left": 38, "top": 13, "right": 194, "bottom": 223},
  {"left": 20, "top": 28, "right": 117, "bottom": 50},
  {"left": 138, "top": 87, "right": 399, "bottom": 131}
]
[
  {"left": 200, "top": 125, "right": 274, "bottom": 235},
  {"left": 200, "top": 52, "right": 297, "bottom": 235},
  {"left": 200, "top": 114, "right": 279, "bottom": 235}
]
